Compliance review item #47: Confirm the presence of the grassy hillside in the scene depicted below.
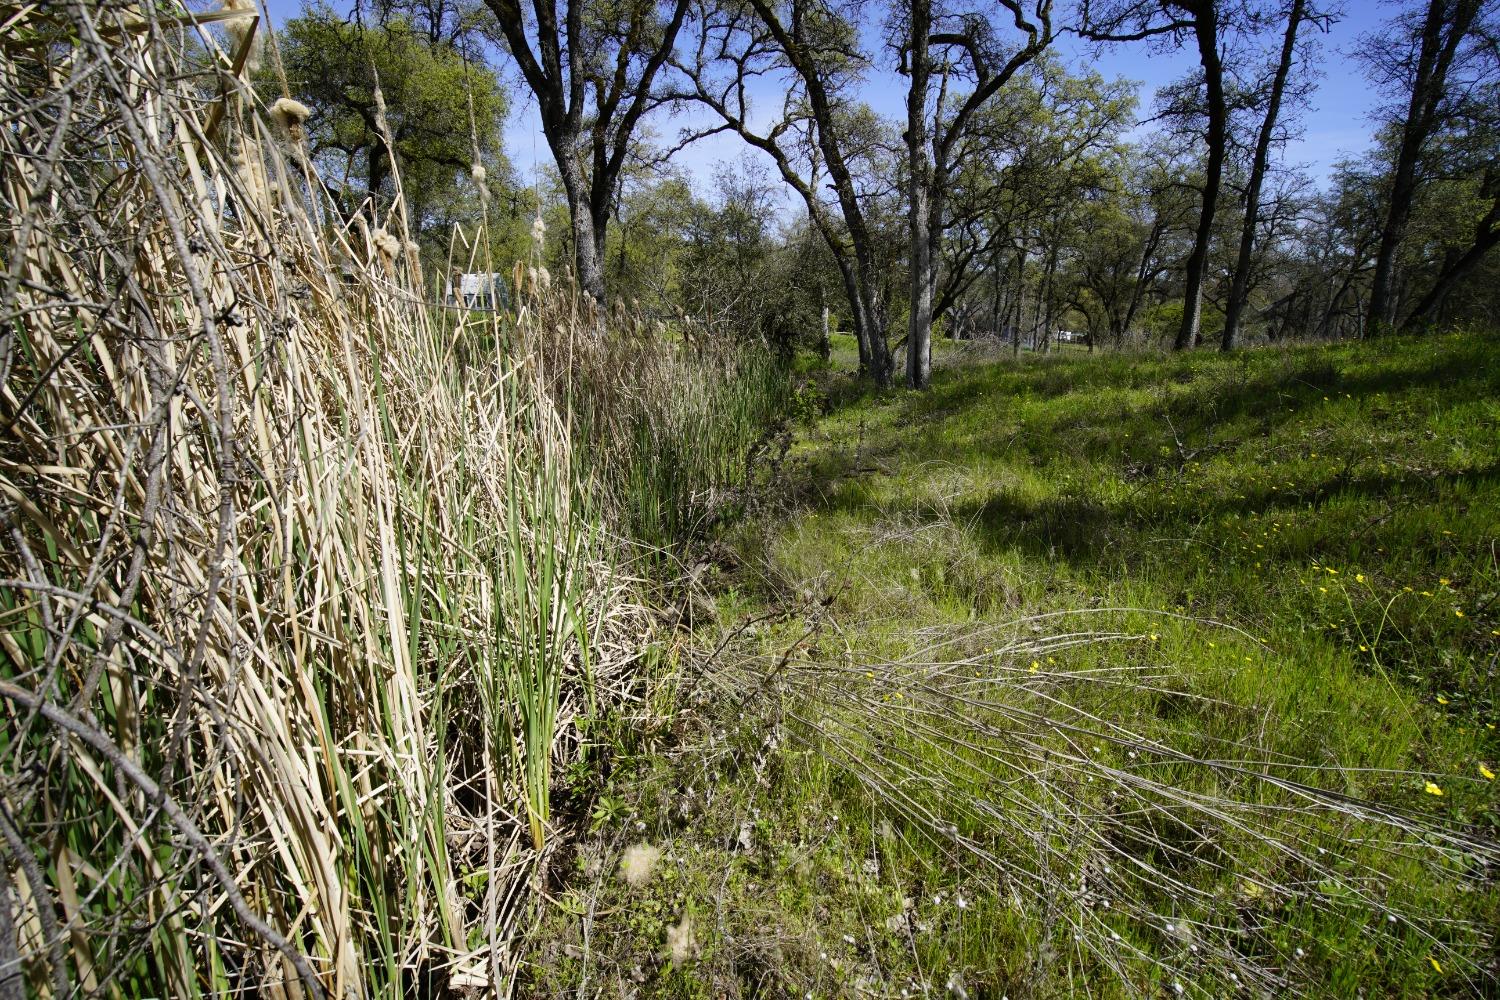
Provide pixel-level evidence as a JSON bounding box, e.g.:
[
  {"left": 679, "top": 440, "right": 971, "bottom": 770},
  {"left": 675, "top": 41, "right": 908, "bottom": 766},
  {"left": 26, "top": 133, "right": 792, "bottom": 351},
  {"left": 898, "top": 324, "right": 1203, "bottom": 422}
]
[{"left": 532, "top": 331, "right": 1500, "bottom": 998}]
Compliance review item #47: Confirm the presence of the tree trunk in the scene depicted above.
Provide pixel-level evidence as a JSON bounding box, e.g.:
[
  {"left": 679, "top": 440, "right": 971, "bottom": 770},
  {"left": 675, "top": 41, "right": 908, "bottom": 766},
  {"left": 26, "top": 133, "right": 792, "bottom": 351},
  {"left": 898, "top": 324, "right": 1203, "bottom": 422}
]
[
  {"left": 990, "top": 244, "right": 1003, "bottom": 340},
  {"left": 905, "top": 0, "right": 933, "bottom": 389},
  {"left": 593, "top": 201, "right": 610, "bottom": 301},
  {"left": 1038, "top": 239, "right": 1059, "bottom": 353},
  {"left": 1222, "top": 0, "right": 1304, "bottom": 352},
  {"left": 1011, "top": 246, "right": 1025, "bottom": 356},
  {"left": 1176, "top": 5, "right": 1227, "bottom": 352},
  {"left": 834, "top": 255, "right": 871, "bottom": 376},
  {"left": 1368, "top": 0, "right": 1481, "bottom": 332},
  {"left": 556, "top": 154, "right": 605, "bottom": 303}
]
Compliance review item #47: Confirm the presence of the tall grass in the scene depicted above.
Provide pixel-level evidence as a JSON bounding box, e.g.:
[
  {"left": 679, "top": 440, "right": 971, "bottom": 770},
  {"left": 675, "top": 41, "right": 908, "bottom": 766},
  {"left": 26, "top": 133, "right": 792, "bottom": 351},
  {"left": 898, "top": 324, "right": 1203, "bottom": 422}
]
[
  {"left": 0, "top": 6, "right": 644, "bottom": 996},
  {"left": 515, "top": 294, "right": 792, "bottom": 550}
]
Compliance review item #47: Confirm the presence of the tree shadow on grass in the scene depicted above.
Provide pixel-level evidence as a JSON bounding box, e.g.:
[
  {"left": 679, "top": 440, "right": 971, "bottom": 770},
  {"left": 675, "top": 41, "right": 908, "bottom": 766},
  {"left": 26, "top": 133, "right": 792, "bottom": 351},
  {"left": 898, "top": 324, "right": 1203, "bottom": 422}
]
[
  {"left": 958, "top": 462, "right": 1500, "bottom": 574},
  {"left": 902, "top": 338, "right": 1500, "bottom": 471},
  {"left": 787, "top": 336, "right": 1500, "bottom": 572}
]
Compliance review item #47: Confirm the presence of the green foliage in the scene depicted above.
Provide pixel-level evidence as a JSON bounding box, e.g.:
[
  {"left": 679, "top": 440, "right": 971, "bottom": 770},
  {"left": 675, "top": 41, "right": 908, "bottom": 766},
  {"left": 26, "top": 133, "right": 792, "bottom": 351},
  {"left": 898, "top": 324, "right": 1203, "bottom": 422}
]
[
  {"left": 527, "top": 331, "right": 1500, "bottom": 998},
  {"left": 276, "top": 4, "right": 510, "bottom": 247}
]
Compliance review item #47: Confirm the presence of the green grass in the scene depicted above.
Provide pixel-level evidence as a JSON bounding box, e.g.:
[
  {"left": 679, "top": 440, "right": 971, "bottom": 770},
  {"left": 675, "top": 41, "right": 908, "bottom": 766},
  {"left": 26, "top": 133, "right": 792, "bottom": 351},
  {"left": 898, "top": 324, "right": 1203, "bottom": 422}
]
[{"left": 528, "top": 330, "right": 1500, "bottom": 999}]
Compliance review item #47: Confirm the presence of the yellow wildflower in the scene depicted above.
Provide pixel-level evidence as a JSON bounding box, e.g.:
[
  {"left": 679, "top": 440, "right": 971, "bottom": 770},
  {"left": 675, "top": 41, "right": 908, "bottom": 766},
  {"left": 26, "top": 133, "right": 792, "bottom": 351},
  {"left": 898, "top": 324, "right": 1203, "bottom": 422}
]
[
  {"left": 1424, "top": 781, "right": 1444, "bottom": 797},
  {"left": 1480, "top": 763, "right": 1495, "bottom": 781},
  {"left": 1429, "top": 957, "right": 1443, "bottom": 974}
]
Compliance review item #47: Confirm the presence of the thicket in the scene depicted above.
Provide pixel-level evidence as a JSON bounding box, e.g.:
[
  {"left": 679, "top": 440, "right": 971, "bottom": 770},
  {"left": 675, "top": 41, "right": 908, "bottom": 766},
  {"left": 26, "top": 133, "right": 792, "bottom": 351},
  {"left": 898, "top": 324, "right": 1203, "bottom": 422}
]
[{"left": 0, "top": 5, "right": 785, "bottom": 996}]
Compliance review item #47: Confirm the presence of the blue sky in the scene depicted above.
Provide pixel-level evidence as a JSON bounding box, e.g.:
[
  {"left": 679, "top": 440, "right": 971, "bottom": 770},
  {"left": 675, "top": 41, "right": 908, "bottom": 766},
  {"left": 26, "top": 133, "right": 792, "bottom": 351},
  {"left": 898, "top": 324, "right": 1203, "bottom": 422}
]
[{"left": 258, "top": 0, "right": 1393, "bottom": 199}]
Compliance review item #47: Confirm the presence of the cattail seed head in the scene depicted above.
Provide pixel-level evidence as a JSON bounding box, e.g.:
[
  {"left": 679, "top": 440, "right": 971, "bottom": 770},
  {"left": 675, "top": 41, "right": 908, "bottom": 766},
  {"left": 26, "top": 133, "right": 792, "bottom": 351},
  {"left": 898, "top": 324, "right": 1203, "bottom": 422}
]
[
  {"left": 220, "top": 0, "right": 263, "bottom": 73},
  {"left": 371, "top": 228, "right": 401, "bottom": 260},
  {"left": 270, "top": 97, "right": 311, "bottom": 138}
]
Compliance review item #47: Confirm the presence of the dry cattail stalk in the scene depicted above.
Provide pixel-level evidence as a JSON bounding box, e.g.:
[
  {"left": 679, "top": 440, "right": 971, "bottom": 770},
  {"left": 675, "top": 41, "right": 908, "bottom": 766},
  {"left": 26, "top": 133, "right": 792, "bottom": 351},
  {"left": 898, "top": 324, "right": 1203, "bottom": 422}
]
[{"left": 0, "top": 4, "right": 637, "bottom": 997}]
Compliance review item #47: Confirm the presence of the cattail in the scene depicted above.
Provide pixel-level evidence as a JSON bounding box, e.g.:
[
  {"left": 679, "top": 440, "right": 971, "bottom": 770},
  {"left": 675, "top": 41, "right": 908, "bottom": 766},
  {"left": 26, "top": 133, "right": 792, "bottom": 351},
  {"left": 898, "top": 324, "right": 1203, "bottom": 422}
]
[
  {"left": 531, "top": 214, "right": 546, "bottom": 246},
  {"left": 232, "top": 147, "right": 271, "bottom": 216},
  {"left": 269, "top": 98, "right": 310, "bottom": 139},
  {"left": 536, "top": 265, "right": 551, "bottom": 292},
  {"left": 471, "top": 163, "right": 487, "bottom": 185},
  {"left": 220, "top": 0, "right": 262, "bottom": 73},
  {"left": 370, "top": 228, "right": 400, "bottom": 264}
]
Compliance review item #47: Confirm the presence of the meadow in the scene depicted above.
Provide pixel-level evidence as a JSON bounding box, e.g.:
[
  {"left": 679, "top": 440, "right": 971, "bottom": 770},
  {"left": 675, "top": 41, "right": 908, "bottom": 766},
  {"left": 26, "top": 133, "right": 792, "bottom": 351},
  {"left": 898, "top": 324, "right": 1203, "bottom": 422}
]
[{"left": 533, "top": 330, "right": 1500, "bottom": 998}]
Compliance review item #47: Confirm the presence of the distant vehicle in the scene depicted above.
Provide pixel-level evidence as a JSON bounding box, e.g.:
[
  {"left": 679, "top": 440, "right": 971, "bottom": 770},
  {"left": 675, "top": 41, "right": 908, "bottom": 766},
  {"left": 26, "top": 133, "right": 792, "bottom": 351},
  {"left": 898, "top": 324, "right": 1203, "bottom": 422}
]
[{"left": 445, "top": 271, "right": 510, "bottom": 310}]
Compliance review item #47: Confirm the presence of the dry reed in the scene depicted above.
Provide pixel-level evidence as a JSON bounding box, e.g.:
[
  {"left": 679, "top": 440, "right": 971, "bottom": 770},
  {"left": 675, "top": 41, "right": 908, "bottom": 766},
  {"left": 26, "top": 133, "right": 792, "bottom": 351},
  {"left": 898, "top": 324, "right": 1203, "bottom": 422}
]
[{"left": 0, "top": 3, "right": 636, "bottom": 996}]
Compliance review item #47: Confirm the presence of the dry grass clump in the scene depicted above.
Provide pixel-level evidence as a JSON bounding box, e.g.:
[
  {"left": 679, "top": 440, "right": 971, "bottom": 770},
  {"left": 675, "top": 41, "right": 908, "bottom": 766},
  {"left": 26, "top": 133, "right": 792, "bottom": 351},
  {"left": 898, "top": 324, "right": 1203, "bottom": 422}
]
[{"left": 0, "top": 4, "right": 638, "bottom": 997}]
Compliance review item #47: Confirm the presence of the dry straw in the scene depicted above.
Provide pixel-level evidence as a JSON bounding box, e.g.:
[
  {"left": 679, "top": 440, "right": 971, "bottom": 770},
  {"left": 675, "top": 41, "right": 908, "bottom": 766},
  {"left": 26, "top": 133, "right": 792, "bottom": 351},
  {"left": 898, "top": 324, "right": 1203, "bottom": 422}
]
[{"left": 0, "top": 3, "right": 633, "bottom": 996}]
